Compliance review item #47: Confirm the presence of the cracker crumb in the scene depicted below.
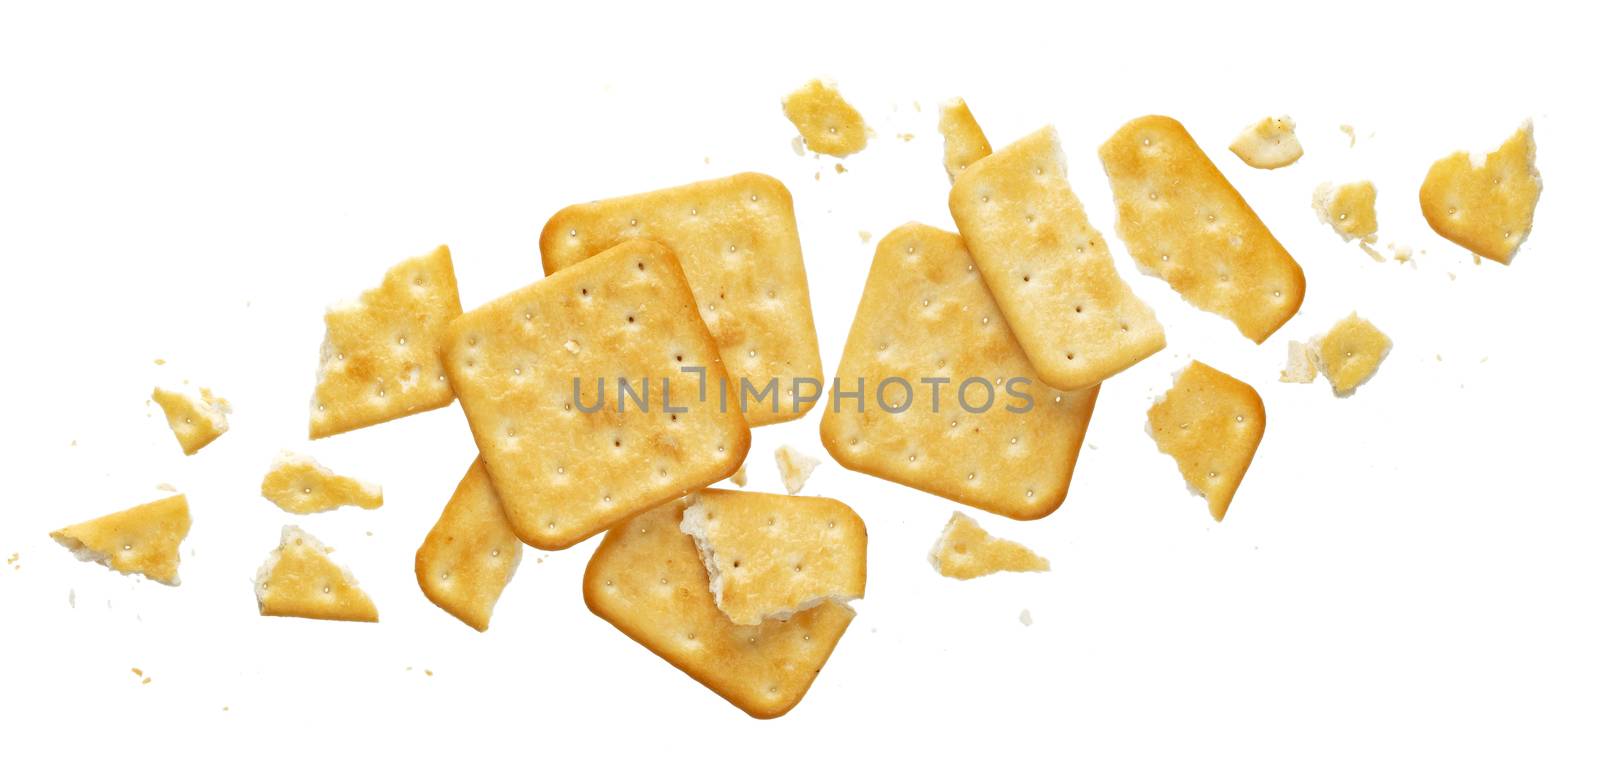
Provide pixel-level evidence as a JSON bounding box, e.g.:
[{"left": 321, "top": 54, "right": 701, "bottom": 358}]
[
  {"left": 858, "top": 230, "right": 871, "bottom": 244},
  {"left": 68, "top": 589, "right": 75, "bottom": 608},
  {"left": 142, "top": 677, "right": 151, "bottom": 685},
  {"left": 1280, "top": 340, "right": 1318, "bottom": 383},
  {"left": 897, "top": 132, "right": 914, "bottom": 142},
  {"left": 1389, "top": 243, "right": 1414, "bottom": 263},
  {"left": 729, "top": 464, "right": 748, "bottom": 487},
  {"left": 131, "top": 667, "right": 142, "bottom": 677},
  {"left": 153, "top": 358, "right": 166, "bottom": 365},
  {"left": 1340, "top": 124, "right": 1357, "bottom": 146},
  {"left": 835, "top": 163, "right": 847, "bottom": 174},
  {"left": 790, "top": 136, "right": 805, "bottom": 156},
  {"left": 424, "top": 669, "right": 433, "bottom": 677},
  {"left": 155, "top": 482, "right": 177, "bottom": 493},
  {"left": 774, "top": 445, "right": 820, "bottom": 494},
  {"left": 1019, "top": 609, "right": 1033, "bottom": 626}
]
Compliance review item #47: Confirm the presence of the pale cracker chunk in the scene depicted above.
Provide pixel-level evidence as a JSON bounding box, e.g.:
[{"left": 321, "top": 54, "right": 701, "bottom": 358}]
[
  {"left": 310, "top": 245, "right": 462, "bottom": 438},
  {"left": 1280, "top": 340, "right": 1318, "bottom": 383},
  {"left": 781, "top": 78, "right": 868, "bottom": 157},
  {"left": 254, "top": 525, "right": 377, "bottom": 622},
  {"left": 1147, "top": 361, "right": 1265, "bottom": 521},
  {"left": 1312, "top": 313, "right": 1392, "bottom": 397},
  {"left": 446, "top": 239, "right": 750, "bottom": 550},
  {"left": 260, "top": 452, "right": 382, "bottom": 514},
  {"left": 821, "top": 224, "right": 1098, "bottom": 519},
  {"left": 541, "top": 174, "right": 822, "bottom": 427},
  {"left": 1419, "top": 121, "right": 1542, "bottom": 263},
  {"left": 415, "top": 460, "right": 523, "bottom": 632},
  {"left": 773, "top": 445, "right": 819, "bottom": 495},
  {"left": 729, "top": 464, "right": 748, "bottom": 487},
  {"left": 938, "top": 98, "right": 992, "bottom": 182},
  {"left": 950, "top": 126, "right": 1165, "bottom": 390},
  {"left": 50, "top": 494, "right": 191, "bottom": 586},
  {"left": 678, "top": 489, "right": 866, "bottom": 626},
  {"left": 151, "top": 386, "right": 230, "bottom": 455},
  {"left": 1229, "top": 116, "right": 1303, "bottom": 169},
  {"left": 1313, "top": 180, "right": 1379, "bottom": 244},
  {"left": 1100, "top": 115, "right": 1306, "bottom": 343},
  {"left": 583, "top": 500, "right": 854, "bottom": 719},
  {"left": 928, "top": 512, "right": 1049, "bottom": 580}
]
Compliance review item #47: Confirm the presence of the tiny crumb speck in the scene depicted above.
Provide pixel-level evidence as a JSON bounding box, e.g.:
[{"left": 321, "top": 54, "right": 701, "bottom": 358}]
[
  {"left": 1019, "top": 609, "right": 1033, "bottom": 626},
  {"left": 834, "top": 163, "right": 846, "bottom": 174},
  {"left": 1340, "top": 124, "right": 1357, "bottom": 146},
  {"left": 156, "top": 482, "right": 177, "bottom": 493},
  {"left": 131, "top": 667, "right": 143, "bottom": 677},
  {"left": 142, "top": 677, "right": 151, "bottom": 685},
  {"left": 913, "top": 101, "right": 922, "bottom": 112},
  {"left": 153, "top": 358, "right": 165, "bottom": 365},
  {"left": 425, "top": 669, "right": 433, "bottom": 677},
  {"left": 703, "top": 156, "right": 710, "bottom": 165},
  {"left": 858, "top": 230, "right": 871, "bottom": 244},
  {"left": 897, "top": 132, "right": 914, "bottom": 142},
  {"left": 1087, "top": 443, "right": 1098, "bottom": 450},
  {"left": 68, "top": 589, "right": 76, "bottom": 608},
  {"left": 790, "top": 137, "right": 805, "bottom": 156}
]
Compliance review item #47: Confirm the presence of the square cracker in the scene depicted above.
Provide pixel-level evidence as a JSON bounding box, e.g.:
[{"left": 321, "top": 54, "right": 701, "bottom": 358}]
[
  {"left": 310, "top": 245, "right": 462, "bottom": 438},
  {"left": 821, "top": 223, "right": 1098, "bottom": 519},
  {"left": 50, "top": 494, "right": 191, "bottom": 586},
  {"left": 1100, "top": 116, "right": 1306, "bottom": 343},
  {"left": 1146, "top": 361, "right": 1265, "bottom": 521},
  {"left": 415, "top": 460, "right": 523, "bottom": 632},
  {"left": 584, "top": 499, "right": 855, "bottom": 719},
  {"left": 678, "top": 489, "right": 866, "bottom": 626},
  {"left": 1419, "top": 121, "right": 1541, "bottom": 263},
  {"left": 444, "top": 239, "right": 750, "bottom": 550},
  {"left": 540, "top": 174, "right": 823, "bottom": 426},
  {"left": 949, "top": 126, "right": 1165, "bottom": 391}
]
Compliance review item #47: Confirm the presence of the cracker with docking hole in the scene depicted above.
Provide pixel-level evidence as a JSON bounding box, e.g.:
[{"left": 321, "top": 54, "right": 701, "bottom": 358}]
[
  {"left": 415, "top": 460, "right": 523, "bottom": 632},
  {"left": 1280, "top": 340, "right": 1318, "bottom": 383},
  {"left": 928, "top": 512, "right": 1049, "bottom": 579},
  {"left": 254, "top": 525, "right": 377, "bottom": 622},
  {"left": 1229, "top": 116, "right": 1303, "bottom": 169},
  {"left": 821, "top": 223, "right": 1098, "bottom": 519},
  {"left": 309, "top": 245, "right": 462, "bottom": 438},
  {"left": 260, "top": 451, "right": 383, "bottom": 514},
  {"left": 773, "top": 445, "right": 819, "bottom": 494},
  {"left": 1313, "top": 181, "right": 1379, "bottom": 245},
  {"left": 949, "top": 126, "right": 1165, "bottom": 390},
  {"left": 781, "top": 78, "right": 868, "bottom": 157},
  {"left": 50, "top": 494, "right": 191, "bottom": 586},
  {"left": 1419, "top": 121, "right": 1542, "bottom": 263},
  {"left": 541, "top": 174, "right": 822, "bottom": 427},
  {"left": 938, "top": 98, "right": 992, "bottom": 182},
  {"left": 1312, "top": 313, "right": 1392, "bottom": 397},
  {"left": 1100, "top": 115, "right": 1306, "bottom": 343},
  {"left": 446, "top": 239, "right": 750, "bottom": 550},
  {"left": 151, "top": 387, "right": 230, "bottom": 455},
  {"left": 1147, "top": 362, "right": 1265, "bottom": 521},
  {"left": 584, "top": 499, "right": 854, "bottom": 719}
]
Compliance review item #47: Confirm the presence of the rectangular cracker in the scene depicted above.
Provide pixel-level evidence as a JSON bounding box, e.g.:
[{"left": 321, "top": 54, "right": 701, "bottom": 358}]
[
  {"left": 1100, "top": 116, "right": 1306, "bottom": 343},
  {"left": 678, "top": 489, "right": 866, "bottom": 626},
  {"left": 415, "top": 460, "right": 523, "bottom": 631},
  {"left": 949, "top": 126, "right": 1165, "bottom": 391},
  {"left": 820, "top": 223, "right": 1098, "bottom": 519},
  {"left": 584, "top": 499, "right": 854, "bottom": 719},
  {"left": 1146, "top": 361, "right": 1265, "bottom": 521},
  {"left": 444, "top": 239, "right": 750, "bottom": 550},
  {"left": 540, "top": 174, "right": 823, "bottom": 426},
  {"left": 938, "top": 98, "right": 992, "bottom": 182}
]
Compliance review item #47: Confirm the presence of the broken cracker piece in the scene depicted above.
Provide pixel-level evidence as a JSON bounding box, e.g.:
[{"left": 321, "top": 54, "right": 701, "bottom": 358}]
[
  {"left": 781, "top": 78, "right": 868, "bottom": 157},
  {"left": 929, "top": 512, "right": 1049, "bottom": 579},
  {"left": 1229, "top": 116, "right": 1303, "bottom": 169},
  {"left": 938, "top": 98, "right": 992, "bottom": 182},
  {"left": 1312, "top": 313, "right": 1392, "bottom": 397},
  {"left": 1280, "top": 340, "right": 1318, "bottom": 383},
  {"left": 729, "top": 463, "right": 748, "bottom": 487},
  {"left": 254, "top": 525, "right": 378, "bottom": 622},
  {"left": 1419, "top": 121, "right": 1542, "bottom": 263},
  {"left": 1147, "top": 362, "right": 1265, "bottom": 521},
  {"left": 151, "top": 387, "right": 230, "bottom": 455},
  {"left": 1313, "top": 181, "right": 1379, "bottom": 244},
  {"left": 50, "top": 494, "right": 191, "bottom": 586},
  {"left": 415, "top": 460, "right": 523, "bottom": 632},
  {"left": 774, "top": 445, "right": 819, "bottom": 494},
  {"left": 679, "top": 489, "right": 866, "bottom": 626},
  {"left": 260, "top": 452, "right": 383, "bottom": 514}
]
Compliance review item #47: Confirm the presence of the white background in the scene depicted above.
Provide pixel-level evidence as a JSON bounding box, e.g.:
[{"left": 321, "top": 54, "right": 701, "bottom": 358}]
[{"left": 1, "top": 1, "right": 1595, "bottom": 777}]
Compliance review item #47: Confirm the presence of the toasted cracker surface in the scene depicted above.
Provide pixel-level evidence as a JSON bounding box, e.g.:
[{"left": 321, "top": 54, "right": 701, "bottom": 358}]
[
  {"left": 928, "top": 512, "right": 1048, "bottom": 579},
  {"left": 1147, "top": 361, "right": 1265, "bottom": 520},
  {"left": 938, "top": 98, "right": 992, "bottom": 182},
  {"left": 255, "top": 525, "right": 377, "bottom": 622},
  {"left": 1313, "top": 313, "right": 1392, "bottom": 397},
  {"left": 781, "top": 79, "right": 868, "bottom": 157},
  {"left": 415, "top": 460, "right": 523, "bottom": 631},
  {"left": 1419, "top": 122, "right": 1541, "bottom": 263},
  {"left": 151, "top": 387, "right": 230, "bottom": 455},
  {"left": 50, "top": 494, "right": 191, "bottom": 585},
  {"left": 1313, "top": 181, "right": 1379, "bottom": 244},
  {"left": 260, "top": 452, "right": 383, "bottom": 514}
]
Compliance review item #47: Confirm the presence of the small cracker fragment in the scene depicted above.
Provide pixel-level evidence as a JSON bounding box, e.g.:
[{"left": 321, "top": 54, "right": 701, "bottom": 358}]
[
  {"left": 151, "top": 387, "right": 230, "bottom": 455},
  {"left": 1228, "top": 116, "right": 1303, "bottom": 169},
  {"left": 310, "top": 245, "right": 462, "bottom": 438},
  {"left": 260, "top": 452, "right": 383, "bottom": 514},
  {"left": 938, "top": 98, "right": 992, "bottom": 182},
  {"left": 50, "top": 494, "right": 191, "bottom": 586},
  {"left": 1313, "top": 181, "right": 1379, "bottom": 244},
  {"left": 950, "top": 126, "right": 1165, "bottom": 390},
  {"left": 928, "top": 512, "right": 1049, "bottom": 579},
  {"left": 678, "top": 489, "right": 866, "bottom": 626},
  {"left": 781, "top": 79, "right": 868, "bottom": 157},
  {"left": 1147, "top": 362, "right": 1265, "bottom": 521},
  {"left": 729, "top": 463, "right": 748, "bottom": 487},
  {"left": 1312, "top": 313, "right": 1392, "bottom": 397},
  {"left": 541, "top": 174, "right": 823, "bottom": 427},
  {"left": 415, "top": 460, "right": 523, "bottom": 632},
  {"left": 254, "top": 525, "right": 378, "bottom": 622},
  {"left": 1340, "top": 124, "right": 1357, "bottom": 146},
  {"left": 773, "top": 445, "right": 819, "bottom": 494},
  {"left": 1280, "top": 340, "right": 1318, "bottom": 383},
  {"left": 584, "top": 500, "right": 854, "bottom": 719},
  {"left": 1100, "top": 116, "right": 1306, "bottom": 343},
  {"left": 446, "top": 240, "right": 750, "bottom": 550},
  {"left": 1419, "top": 121, "right": 1541, "bottom": 263},
  {"left": 821, "top": 224, "right": 1098, "bottom": 519}
]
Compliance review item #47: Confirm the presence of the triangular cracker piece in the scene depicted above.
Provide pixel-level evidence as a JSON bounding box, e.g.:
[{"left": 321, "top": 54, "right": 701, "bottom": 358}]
[
  {"left": 773, "top": 445, "right": 819, "bottom": 495},
  {"left": 415, "top": 460, "right": 523, "bottom": 632},
  {"left": 1312, "top": 313, "right": 1392, "bottom": 397},
  {"left": 1147, "top": 362, "right": 1265, "bottom": 521},
  {"left": 50, "top": 495, "right": 191, "bottom": 586},
  {"left": 678, "top": 489, "right": 866, "bottom": 626},
  {"left": 254, "top": 525, "right": 378, "bottom": 622},
  {"left": 584, "top": 500, "right": 854, "bottom": 719},
  {"left": 151, "top": 387, "right": 230, "bottom": 455},
  {"left": 928, "top": 512, "right": 1049, "bottom": 580},
  {"left": 1419, "top": 121, "right": 1541, "bottom": 263},
  {"left": 309, "top": 245, "right": 462, "bottom": 438},
  {"left": 260, "top": 451, "right": 383, "bottom": 514},
  {"left": 1229, "top": 116, "right": 1303, "bottom": 170}
]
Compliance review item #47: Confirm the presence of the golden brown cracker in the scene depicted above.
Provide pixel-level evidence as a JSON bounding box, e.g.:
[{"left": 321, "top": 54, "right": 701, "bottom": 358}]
[
  {"left": 1419, "top": 121, "right": 1541, "bottom": 263},
  {"left": 415, "top": 460, "right": 523, "bottom": 631},
  {"left": 254, "top": 525, "right": 378, "bottom": 622},
  {"left": 1313, "top": 181, "right": 1379, "bottom": 244},
  {"left": 50, "top": 494, "right": 191, "bottom": 586},
  {"left": 1313, "top": 313, "right": 1392, "bottom": 397},
  {"left": 781, "top": 79, "right": 868, "bottom": 157},
  {"left": 1147, "top": 361, "right": 1265, "bottom": 521},
  {"left": 1228, "top": 116, "right": 1303, "bottom": 169},
  {"left": 260, "top": 452, "right": 383, "bottom": 514},
  {"left": 938, "top": 98, "right": 992, "bottom": 182},
  {"left": 151, "top": 387, "right": 230, "bottom": 455},
  {"left": 928, "top": 512, "right": 1049, "bottom": 579}
]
